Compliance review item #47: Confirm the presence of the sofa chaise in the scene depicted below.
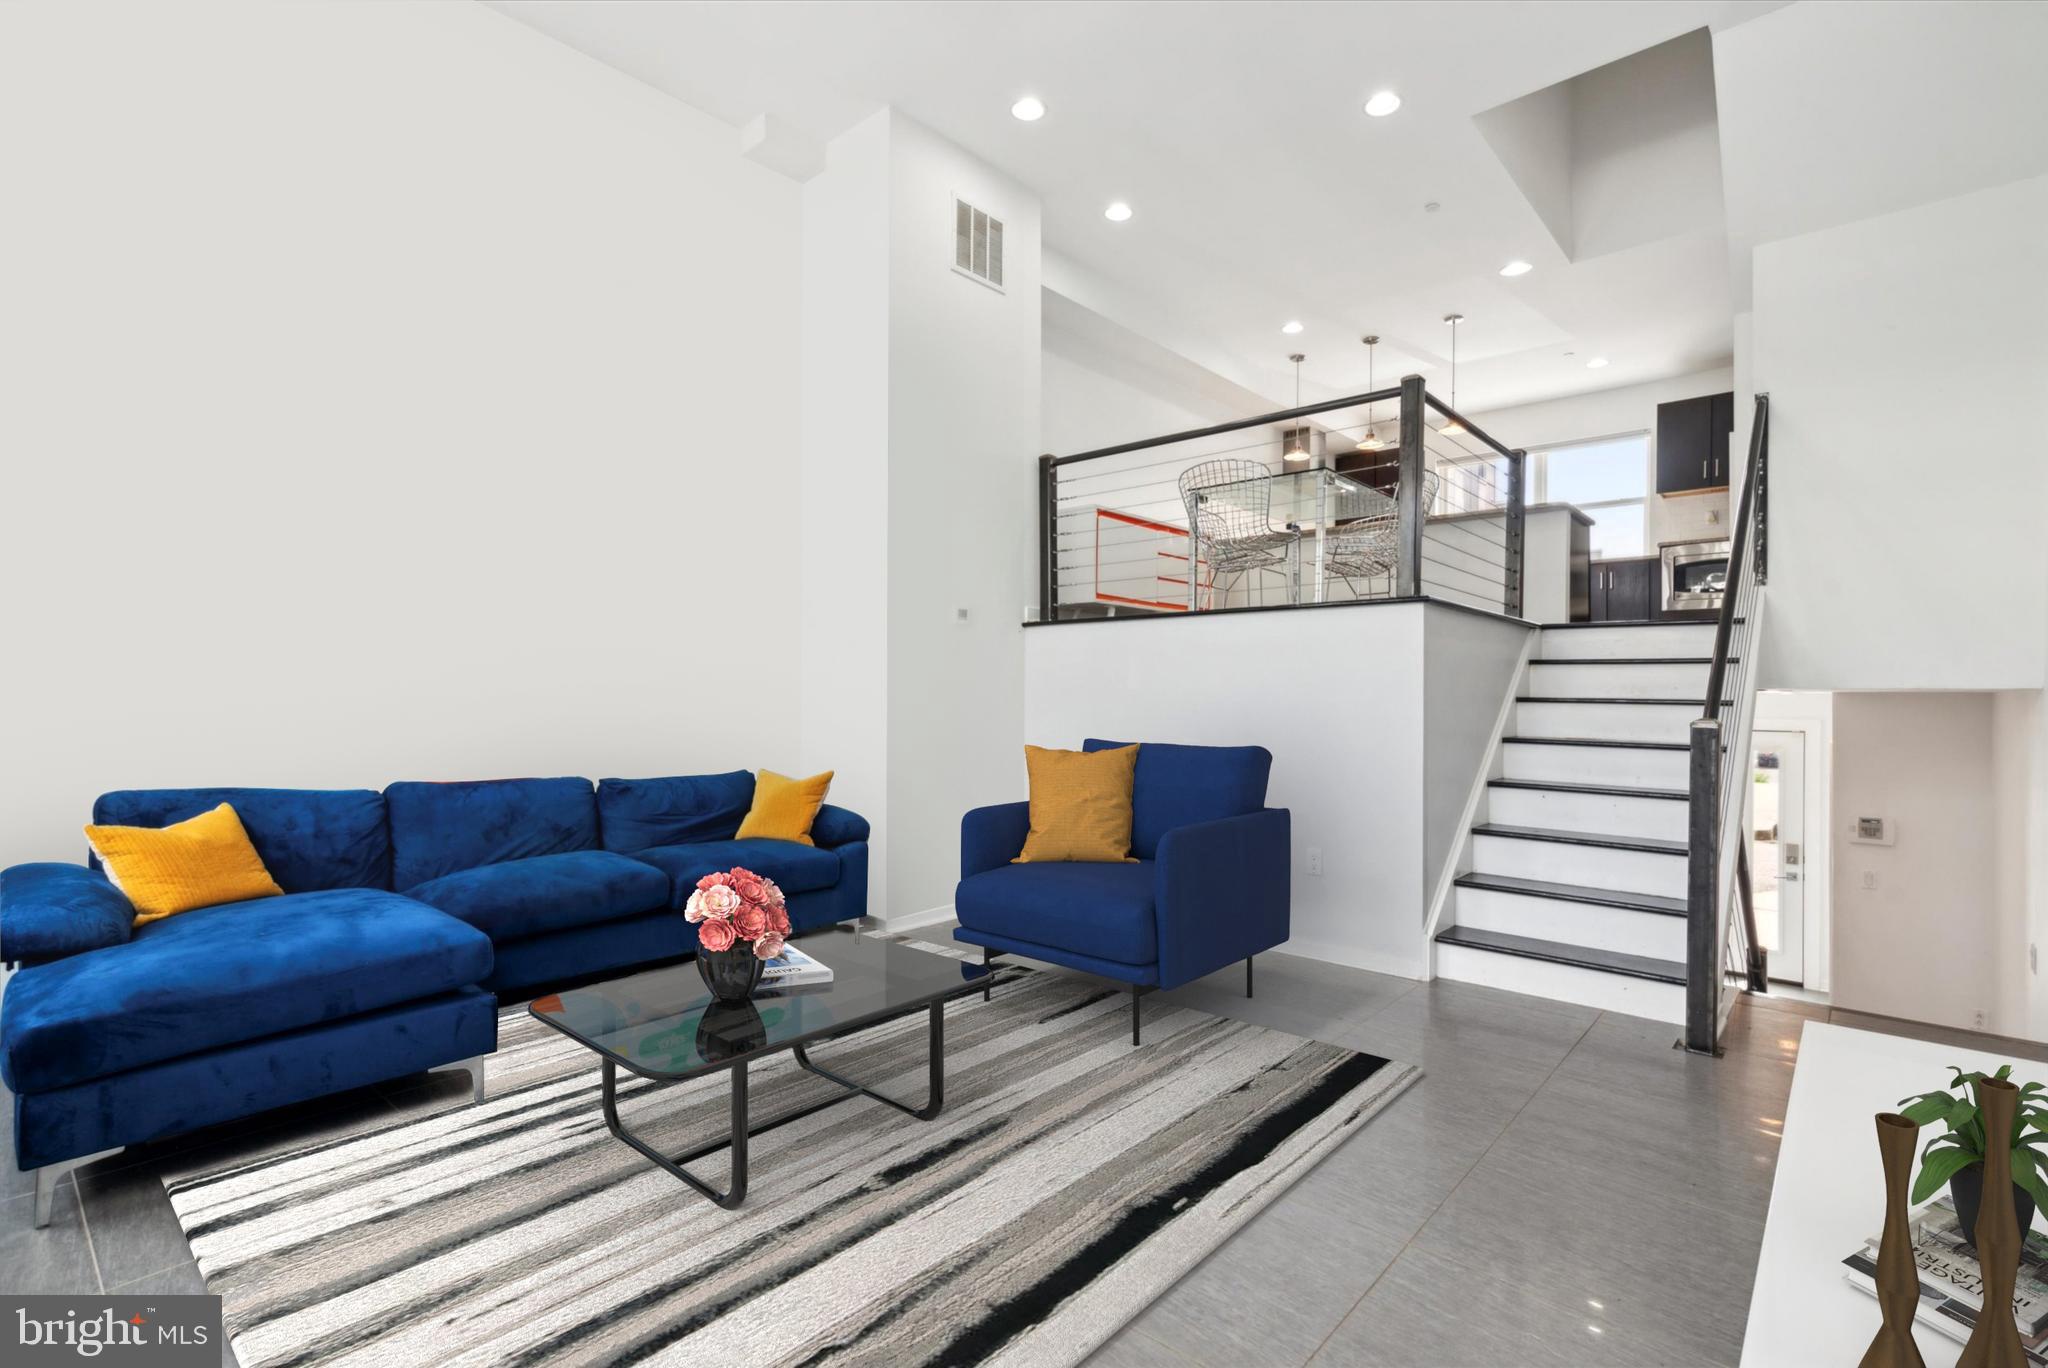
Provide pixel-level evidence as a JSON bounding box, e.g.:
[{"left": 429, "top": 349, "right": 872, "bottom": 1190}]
[
  {"left": 1, "top": 771, "right": 868, "bottom": 1226},
  {"left": 952, "top": 739, "right": 1288, "bottom": 1044}
]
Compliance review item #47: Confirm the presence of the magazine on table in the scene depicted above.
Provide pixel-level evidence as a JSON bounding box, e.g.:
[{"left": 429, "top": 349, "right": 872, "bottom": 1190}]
[
  {"left": 758, "top": 944, "right": 833, "bottom": 986},
  {"left": 1840, "top": 1195, "right": 2048, "bottom": 1362}
]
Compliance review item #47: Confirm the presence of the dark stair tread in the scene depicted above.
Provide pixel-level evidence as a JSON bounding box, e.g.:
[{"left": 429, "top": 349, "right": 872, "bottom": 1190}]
[
  {"left": 1502, "top": 737, "right": 1690, "bottom": 752},
  {"left": 1541, "top": 619, "right": 1743, "bottom": 630},
  {"left": 1454, "top": 871, "right": 1688, "bottom": 917},
  {"left": 1517, "top": 696, "right": 1727, "bottom": 706},
  {"left": 1531, "top": 657, "right": 1721, "bottom": 666},
  {"left": 1470, "top": 823, "right": 1687, "bottom": 856},
  {"left": 1487, "top": 778, "right": 1688, "bottom": 801},
  {"left": 1434, "top": 925, "right": 1686, "bottom": 984}
]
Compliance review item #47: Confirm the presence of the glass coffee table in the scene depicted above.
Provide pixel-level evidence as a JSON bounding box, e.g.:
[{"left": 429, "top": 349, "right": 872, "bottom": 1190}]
[{"left": 528, "top": 925, "right": 992, "bottom": 1209}]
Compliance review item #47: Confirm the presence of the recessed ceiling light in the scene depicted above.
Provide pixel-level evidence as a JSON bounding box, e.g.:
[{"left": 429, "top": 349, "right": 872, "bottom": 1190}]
[
  {"left": 1499, "top": 260, "right": 1533, "bottom": 277},
  {"left": 1364, "top": 91, "right": 1402, "bottom": 117},
  {"left": 1281, "top": 320, "right": 1304, "bottom": 335},
  {"left": 1010, "top": 96, "right": 1045, "bottom": 122},
  {"left": 1103, "top": 201, "right": 1133, "bottom": 222},
  {"left": 1587, "top": 357, "right": 1610, "bottom": 369}
]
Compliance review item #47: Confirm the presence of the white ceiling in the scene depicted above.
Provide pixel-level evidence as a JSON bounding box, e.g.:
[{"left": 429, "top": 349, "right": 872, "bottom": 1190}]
[
  {"left": 1713, "top": 1, "right": 2048, "bottom": 306},
  {"left": 487, "top": 0, "right": 1794, "bottom": 412}
]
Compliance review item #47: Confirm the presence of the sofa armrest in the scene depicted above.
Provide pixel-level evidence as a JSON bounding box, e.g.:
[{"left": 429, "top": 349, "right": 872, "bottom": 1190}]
[
  {"left": 1154, "top": 808, "right": 1290, "bottom": 990},
  {"left": 811, "top": 803, "right": 870, "bottom": 849},
  {"left": 961, "top": 801, "right": 1031, "bottom": 879},
  {"left": 1, "top": 863, "right": 135, "bottom": 967}
]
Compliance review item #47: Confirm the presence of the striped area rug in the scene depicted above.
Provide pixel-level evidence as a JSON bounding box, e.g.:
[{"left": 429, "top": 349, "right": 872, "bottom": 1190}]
[{"left": 163, "top": 944, "right": 1417, "bottom": 1368}]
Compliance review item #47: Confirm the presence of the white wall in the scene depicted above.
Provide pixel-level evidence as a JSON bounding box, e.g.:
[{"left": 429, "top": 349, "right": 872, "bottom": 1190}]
[
  {"left": 1990, "top": 689, "right": 2048, "bottom": 1039},
  {"left": 0, "top": 1, "right": 805, "bottom": 866},
  {"left": 799, "top": 112, "right": 893, "bottom": 904},
  {"left": 1829, "top": 693, "right": 2010, "bottom": 1033},
  {"left": 1023, "top": 603, "right": 1528, "bottom": 978},
  {"left": 884, "top": 115, "right": 1042, "bottom": 922},
  {"left": 1754, "top": 173, "right": 2048, "bottom": 692},
  {"left": 799, "top": 110, "right": 1041, "bottom": 924},
  {"left": 1468, "top": 367, "right": 1735, "bottom": 555}
]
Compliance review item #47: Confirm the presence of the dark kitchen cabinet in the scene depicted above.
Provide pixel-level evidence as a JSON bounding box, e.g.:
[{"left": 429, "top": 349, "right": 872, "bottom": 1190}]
[
  {"left": 1589, "top": 557, "right": 1655, "bottom": 622},
  {"left": 1656, "top": 391, "right": 1734, "bottom": 494}
]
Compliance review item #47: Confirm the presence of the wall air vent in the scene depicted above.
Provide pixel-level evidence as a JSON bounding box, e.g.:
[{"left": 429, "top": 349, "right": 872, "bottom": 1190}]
[{"left": 953, "top": 196, "right": 1004, "bottom": 291}]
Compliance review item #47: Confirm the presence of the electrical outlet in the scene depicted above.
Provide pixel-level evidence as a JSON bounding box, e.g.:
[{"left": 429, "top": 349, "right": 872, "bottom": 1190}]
[
  {"left": 954, "top": 606, "right": 970, "bottom": 623},
  {"left": 1862, "top": 870, "right": 1878, "bottom": 890},
  {"left": 1974, "top": 1009, "right": 1987, "bottom": 1030},
  {"left": 1306, "top": 847, "right": 1323, "bottom": 877}
]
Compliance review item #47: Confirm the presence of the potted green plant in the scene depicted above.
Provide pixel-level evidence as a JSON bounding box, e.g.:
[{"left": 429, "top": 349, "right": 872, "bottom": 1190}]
[{"left": 1899, "top": 1064, "right": 2048, "bottom": 1244}]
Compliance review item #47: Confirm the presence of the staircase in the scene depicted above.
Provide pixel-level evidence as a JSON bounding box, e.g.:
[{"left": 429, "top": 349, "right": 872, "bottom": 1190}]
[{"left": 1433, "top": 619, "right": 1723, "bottom": 1023}]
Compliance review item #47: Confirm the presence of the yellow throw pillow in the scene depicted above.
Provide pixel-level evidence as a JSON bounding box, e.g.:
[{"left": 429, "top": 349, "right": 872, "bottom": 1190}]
[
  {"left": 737, "top": 769, "right": 834, "bottom": 845},
  {"left": 84, "top": 802, "right": 284, "bottom": 926},
  {"left": 1015, "top": 744, "right": 1139, "bottom": 863}
]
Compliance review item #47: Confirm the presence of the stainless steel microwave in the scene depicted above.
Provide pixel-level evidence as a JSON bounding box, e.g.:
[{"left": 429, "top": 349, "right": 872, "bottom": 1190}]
[{"left": 1662, "top": 538, "right": 1730, "bottom": 612}]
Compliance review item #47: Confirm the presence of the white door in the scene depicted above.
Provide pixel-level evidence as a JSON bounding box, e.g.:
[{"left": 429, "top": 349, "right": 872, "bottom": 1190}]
[{"left": 1752, "top": 731, "right": 1806, "bottom": 984}]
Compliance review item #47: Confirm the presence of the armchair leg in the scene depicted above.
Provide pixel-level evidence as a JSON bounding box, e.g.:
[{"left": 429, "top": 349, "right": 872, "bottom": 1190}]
[
  {"left": 1247, "top": 956, "right": 1255, "bottom": 999},
  {"left": 981, "top": 948, "right": 997, "bottom": 1002},
  {"left": 1131, "top": 985, "right": 1142, "bottom": 1047},
  {"left": 32, "top": 1148, "right": 120, "bottom": 1229}
]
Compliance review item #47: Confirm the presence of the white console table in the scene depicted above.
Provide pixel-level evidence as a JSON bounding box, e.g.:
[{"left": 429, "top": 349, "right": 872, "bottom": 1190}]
[{"left": 1742, "top": 1022, "right": 2047, "bottom": 1365}]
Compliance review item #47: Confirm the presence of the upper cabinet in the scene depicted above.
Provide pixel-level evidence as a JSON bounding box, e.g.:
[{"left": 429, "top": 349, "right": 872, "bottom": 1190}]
[{"left": 1655, "top": 391, "right": 1735, "bottom": 495}]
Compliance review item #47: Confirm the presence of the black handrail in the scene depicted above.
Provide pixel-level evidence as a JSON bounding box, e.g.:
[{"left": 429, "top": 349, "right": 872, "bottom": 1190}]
[
  {"left": 1038, "top": 379, "right": 1527, "bottom": 623},
  {"left": 1684, "top": 392, "right": 1770, "bottom": 1054},
  {"left": 1420, "top": 392, "right": 1519, "bottom": 463},
  {"left": 1702, "top": 395, "right": 1768, "bottom": 722}
]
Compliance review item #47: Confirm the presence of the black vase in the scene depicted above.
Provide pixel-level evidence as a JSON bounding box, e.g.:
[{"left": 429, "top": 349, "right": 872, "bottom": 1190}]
[
  {"left": 695, "top": 944, "right": 764, "bottom": 1004},
  {"left": 1951, "top": 1163, "right": 2038, "bottom": 1248},
  {"left": 695, "top": 999, "right": 768, "bottom": 1064}
]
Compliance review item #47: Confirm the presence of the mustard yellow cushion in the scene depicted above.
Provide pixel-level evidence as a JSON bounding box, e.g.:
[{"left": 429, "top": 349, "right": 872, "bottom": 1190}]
[
  {"left": 736, "top": 769, "right": 834, "bottom": 845},
  {"left": 84, "top": 802, "right": 284, "bottom": 926},
  {"left": 1015, "top": 744, "right": 1139, "bottom": 863}
]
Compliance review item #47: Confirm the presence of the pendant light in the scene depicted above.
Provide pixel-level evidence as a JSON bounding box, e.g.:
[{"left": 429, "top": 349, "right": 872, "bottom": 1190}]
[
  {"left": 1440, "top": 313, "right": 1466, "bottom": 436},
  {"left": 1284, "top": 352, "right": 1310, "bottom": 462},
  {"left": 1356, "top": 334, "right": 1385, "bottom": 451}
]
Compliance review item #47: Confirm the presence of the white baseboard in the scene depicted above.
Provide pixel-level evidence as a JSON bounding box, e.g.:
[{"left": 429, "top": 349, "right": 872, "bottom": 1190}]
[{"left": 875, "top": 904, "right": 956, "bottom": 933}]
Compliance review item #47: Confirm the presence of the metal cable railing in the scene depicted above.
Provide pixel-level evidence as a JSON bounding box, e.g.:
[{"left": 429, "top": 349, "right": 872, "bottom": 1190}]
[
  {"left": 1036, "top": 376, "right": 1526, "bottom": 622},
  {"left": 1684, "top": 393, "right": 1771, "bottom": 1055}
]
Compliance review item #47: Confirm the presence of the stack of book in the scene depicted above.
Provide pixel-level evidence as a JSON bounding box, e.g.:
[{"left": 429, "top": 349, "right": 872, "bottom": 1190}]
[
  {"left": 759, "top": 945, "right": 833, "bottom": 988},
  {"left": 1841, "top": 1196, "right": 2048, "bottom": 1363}
]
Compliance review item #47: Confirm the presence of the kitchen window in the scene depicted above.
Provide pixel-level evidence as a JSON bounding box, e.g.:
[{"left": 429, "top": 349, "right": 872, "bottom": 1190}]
[{"left": 1529, "top": 432, "right": 1649, "bottom": 558}]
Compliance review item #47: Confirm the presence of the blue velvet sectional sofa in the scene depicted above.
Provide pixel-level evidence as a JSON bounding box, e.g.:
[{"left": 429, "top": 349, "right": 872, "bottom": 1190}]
[
  {"left": 953, "top": 739, "right": 1288, "bottom": 1045},
  {"left": 0, "top": 771, "right": 868, "bottom": 1225}
]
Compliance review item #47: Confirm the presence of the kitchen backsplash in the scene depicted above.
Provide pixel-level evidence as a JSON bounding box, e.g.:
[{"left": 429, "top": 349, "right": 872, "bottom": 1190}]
[{"left": 1651, "top": 489, "right": 1730, "bottom": 547}]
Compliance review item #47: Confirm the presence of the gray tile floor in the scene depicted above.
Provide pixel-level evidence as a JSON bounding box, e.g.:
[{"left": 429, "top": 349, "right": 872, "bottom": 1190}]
[{"left": 0, "top": 949, "right": 2030, "bottom": 1367}]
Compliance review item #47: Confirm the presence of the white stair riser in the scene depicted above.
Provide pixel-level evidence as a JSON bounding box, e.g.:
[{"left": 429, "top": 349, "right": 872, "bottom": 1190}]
[
  {"left": 1515, "top": 700, "right": 1697, "bottom": 744},
  {"left": 1472, "top": 833, "right": 1688, "bottom": 899},
  {"left": 1454, "top": 887, "right": 1688, "bottom": 961},
  {"left": 1502, "top": 743, "right": 1690, "bottom": 789},
  {"left": 1538, "top": 625, "right": 1717, "bottom": 660},
  {"left": 1524, "top": 661, "right": 1709, "bottom": 700},
  {"left": 1487, "top": 787, "right": 1688, "bottom": 842},
  {"left": 1435, "top": 943, "right": 1686, "bottom": 1023}
]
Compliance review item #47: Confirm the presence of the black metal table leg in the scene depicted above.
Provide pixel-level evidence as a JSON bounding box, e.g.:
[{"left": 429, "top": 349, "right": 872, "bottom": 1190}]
[
  {"left": 793, "top": 1002, "right": 945, "bottom": 1119},
  {"left": 601, "top": 1001, "right": 953, "bottom": 1206},
  {"left": 602, "top": 1057, "right": 750, "bottom": 1209}
]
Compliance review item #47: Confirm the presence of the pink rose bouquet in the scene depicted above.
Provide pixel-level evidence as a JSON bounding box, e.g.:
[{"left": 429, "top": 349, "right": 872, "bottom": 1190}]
[{"left": 683, "top": 866, "right": 790, "bottom": 960}]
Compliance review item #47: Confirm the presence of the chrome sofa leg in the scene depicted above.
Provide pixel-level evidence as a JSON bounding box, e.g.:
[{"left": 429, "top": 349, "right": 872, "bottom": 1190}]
[
  {"left": 432, "top": 1055, "right": 486, "bottom": 1104},
  {"left": 33, "top": 1148, "right": 121, "bottom": 1229}
]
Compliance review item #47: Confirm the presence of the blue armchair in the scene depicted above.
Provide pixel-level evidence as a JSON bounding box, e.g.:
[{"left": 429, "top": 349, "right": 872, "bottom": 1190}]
[{"left": 952, "top": 740, "right": 1289, "bottom": 1043}]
